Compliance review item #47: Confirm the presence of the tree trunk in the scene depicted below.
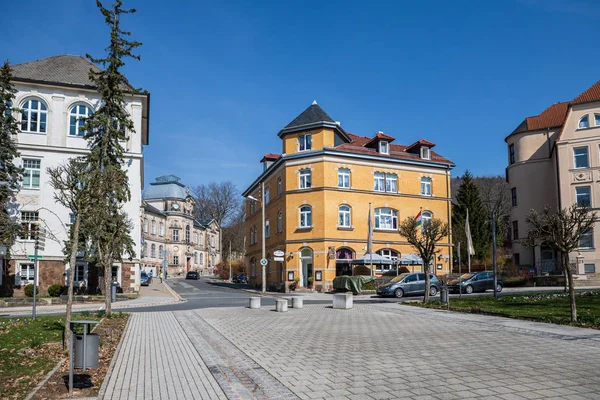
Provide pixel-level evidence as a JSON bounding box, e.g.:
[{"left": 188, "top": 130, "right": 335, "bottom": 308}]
[
  {"left": 563, "top": 257, "right": 568, "bottom": 293},
  {"left": 423, "top": 261, "right": 430, "bottom": 303},
  {"left": 104, "top": 259, "right": 112, "bottom": 315},
  {"left": 564, "top": 254, "right": 577, "bottom": 322},
  {"left": 64, "top": 213, "right": 80, "bottom": 349}
]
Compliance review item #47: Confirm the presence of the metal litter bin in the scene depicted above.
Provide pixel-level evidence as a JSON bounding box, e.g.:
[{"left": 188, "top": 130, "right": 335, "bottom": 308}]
[
  {"left": 440, "top": 284, "right": 448, "bottom": 304},
  {"left": 74, "top": 333, "right": 99, "bottom": 369},
  {"left": 111, "top": 281, "right": 118, "bottom": 303}
]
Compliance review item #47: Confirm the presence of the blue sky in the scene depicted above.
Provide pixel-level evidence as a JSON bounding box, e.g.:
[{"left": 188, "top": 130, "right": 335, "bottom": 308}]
[{"left": 3, "top": 0, "right": 600, "bottom": 193}]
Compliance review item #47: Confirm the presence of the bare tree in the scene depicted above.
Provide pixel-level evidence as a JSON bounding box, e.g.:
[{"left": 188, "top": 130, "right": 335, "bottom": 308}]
[
  {"left": 398, "top": 216, "right": 449, "bottom": 303},
  {"left": 221, "top": 203, "right": 246, "bottom": 261},
  {"left": 477, "top": 175, "right": 511, "bottom": 240},
  {"left": 525, "top": 205, "right": 596, "bottom": 322},
  {"left": 193, "top": 181, "right": 239, "bottom": 226},
  {"left": 47, "top": 157, "right": 91, "bottom": 347}
]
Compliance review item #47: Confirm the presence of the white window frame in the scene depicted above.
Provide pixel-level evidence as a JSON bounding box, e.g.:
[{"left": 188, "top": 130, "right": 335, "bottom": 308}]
[
  {"left": 385, "top": 173, "right": 397, "bottom": 193},
  {"left": 194, "top": 252, "right": 198, "bottom": 264},
  {"left": 379, "top": 141, "right": 389, "bottom": 154},
  {"left": 338, "top": 168, "right": 350, "bottom": 188},
  {"left": 173, "top": 229, "right": 179, "bottom": 242},
  {"left": 265, "top": 187, "right": 270, "bottom": 204},
  {"left": 200, "top": 253, "right": 204, "bottom": 265},
  {"left": 298, "top": 134, "right": 312, "bottom": 151},
  {"left": 20, "top": 98, "right": 47, "bottom": 133},
  {"left": 277, "top": 211, "right": 283, "bottom": 233},
  {"left": 576, "top": 186, "right": 592, "bottom": 208},
  {"left": 421, "top": 177, "right": 432, "bottom": 196},
  {"left": 595, "top": 114, "right": 600, "bottom": 127},
  {"left": 69, "top": 103, "right": 92, "bottom": 137},
  {"left": 300, "top": 205, "right": 312, "bottom": 228},
  {"left": 338, "top": 205, "right": 351, "bottom": 228},
  {"left": 422, "top": 211, "right": 432, "bottom": 226},
  {"left": 574, "top": 147, "right": 589, "bottom": 169},
  {"left": 151, "top": 220, "right": 156, "bottom": 234},
  {"left": 579, "top": 115, "right": 589, "bottom": 129},
  {"left": 194, "top": 232, "right": 198, "bottom": 243},
  {"left": 579, "top": 228, "right": 594, "bottom": 249},
  {"left": 421, "top": 147, "right": 430, "bottom": 160},
  {"left": 159, "top": 245, "right": 164, "bottom": 259},
  {"left": 173, "top": 255, "right": 179, "bottom": 266},
  {"left": 159, "top": 222, "right": 164, "bottom": 236},
  {"left": 375, "top": 208, "right": 398, "bottom": 230},
  {"left": 74, "top": 264, "right": 86, "bottom": 282},
  {"left": 185, "top": 225, "right": 191, "bottom": 243},
  {"left": 151, "top": 244, "right": 156, "bottom": 258},
  {"left": 299, "top": 169, "right": 311, "bottom": 189},
  {"left": 374, "top": 172, "right": 385, "bottom": 192},
  {"left": 16, "top": 263, "right": 35, "bottom": 286},
  {"left": 144, "top": 218, "right": 148, "bottom": 233},
  {"left": 22, "top": 159, "right": 41, "bottom": 189},
  {"left": 19, "top": 211, "right": 39, "bottom": 240},
  {"left": 376, "top": 249, "right": 398, "bottom": 272}
]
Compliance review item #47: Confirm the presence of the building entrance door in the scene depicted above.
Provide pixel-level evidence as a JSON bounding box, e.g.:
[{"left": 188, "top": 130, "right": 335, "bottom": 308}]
[{"left": 300, "top": 248, "right": 313, "bottom": 287}]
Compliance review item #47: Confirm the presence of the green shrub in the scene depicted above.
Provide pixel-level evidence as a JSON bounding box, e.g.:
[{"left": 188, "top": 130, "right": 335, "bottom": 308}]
[
  {"left": 503, "top": 277, "right": 530, "bottom": 287},
  {"left": 362, "top": 281, "right": 377, "bottom": 291},
  {"left": 48, "top": 284, "right": 64, "bottom": 297},
  {"left": 307, "top": 277, "right": 314, "bottom": 285},
  {"left": 24, "top": 284, "right": 38, "bottom": 297}
]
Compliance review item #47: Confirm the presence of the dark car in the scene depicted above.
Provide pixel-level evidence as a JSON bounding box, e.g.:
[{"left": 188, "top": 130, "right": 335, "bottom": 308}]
[
  {"left": 186, "top": 271, "right": 199, "bottom": 280},
  {"left": 233, "top": 274, "right": 248, "bottom": 284},
  {"left": 376, "top": 272, "right": 439, "bottom": 298},
  {"left": 448, "top": 272, "right": 503, "bottom": 294},
  {"left": 140, "top": 272, "right": 152, "bottom": 286}
]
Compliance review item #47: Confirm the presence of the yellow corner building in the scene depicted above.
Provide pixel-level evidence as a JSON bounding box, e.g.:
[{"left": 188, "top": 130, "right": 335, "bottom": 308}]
[{"left": 243, "top": 102, "right": 455, "bottom": 291}]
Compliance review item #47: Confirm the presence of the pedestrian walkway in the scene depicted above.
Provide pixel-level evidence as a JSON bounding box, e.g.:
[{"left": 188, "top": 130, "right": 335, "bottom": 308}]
[
  {"left": 0, "top": 280, "right": 182, "bottom": 317},
  {"left": 100, "top": 302, "right": 600, "bottom": 399}
]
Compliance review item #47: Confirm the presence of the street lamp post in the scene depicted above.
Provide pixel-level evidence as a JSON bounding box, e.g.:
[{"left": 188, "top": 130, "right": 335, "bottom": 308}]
[
  {"left": 491, "top": 209, "right": 498, "bottom": 300},
  {"left": 248, "top": 181, "right": 266, "bottom": 294}
]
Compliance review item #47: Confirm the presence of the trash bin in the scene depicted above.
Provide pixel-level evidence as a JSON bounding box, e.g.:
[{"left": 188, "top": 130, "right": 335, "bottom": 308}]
[
  {"left": 111, "top": 281, "right": 118, "bottom": 303},
  {"left": 74, "top": 333, "right": 99, "bottom": 369},
  {"left": 440, "top": 285, "right": 448, "bottom": 304}
]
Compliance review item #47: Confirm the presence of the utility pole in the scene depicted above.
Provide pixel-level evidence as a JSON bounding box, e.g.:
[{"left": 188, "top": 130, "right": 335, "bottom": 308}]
[
  {"left": 492, "top": 209, "right": 498, "bottom": 300},
  {"left": 32, "top": 222, "right": 44, "bottom": 320},
  {"left": 261, "top": 181, "right": 266, "bottom": 294},
  {"left": 229, "top": 240, "right": 232, "bottom": 282}
]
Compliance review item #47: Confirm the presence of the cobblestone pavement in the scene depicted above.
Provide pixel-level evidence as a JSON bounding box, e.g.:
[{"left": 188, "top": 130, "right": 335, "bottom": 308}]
[{"left": 102, "top": 303, "right": 600, "bottom": 399}]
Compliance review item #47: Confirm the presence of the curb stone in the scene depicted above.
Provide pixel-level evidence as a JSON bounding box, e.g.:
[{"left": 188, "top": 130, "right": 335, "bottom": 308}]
[
  {"left": 96, "top": 314, "right": 132, "bottom": 400},
  {"left": 164, "top": 281, "right": 185, "bottom": 302},
  {"left": 24, "top": 358, "right": 66, "bottom": 400}
]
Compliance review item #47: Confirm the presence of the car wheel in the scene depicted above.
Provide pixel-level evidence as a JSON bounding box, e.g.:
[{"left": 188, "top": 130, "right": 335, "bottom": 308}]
[
  {"left": 394, "top": 288, "right": 404, "bottom": 298},
  {"left": 429, "top": 286, "right": 438, "bottom": 296},
  {"left": 496, "top": 284, "right": 503, "bottom": 293},
  {"left": 465, "top": 285, "right": 473, "bottom": 294}
]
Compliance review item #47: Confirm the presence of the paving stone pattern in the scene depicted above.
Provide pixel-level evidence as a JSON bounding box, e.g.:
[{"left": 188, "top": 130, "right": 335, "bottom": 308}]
[{"left": 197, "top": 304, "right": 600, "bottom": 400}]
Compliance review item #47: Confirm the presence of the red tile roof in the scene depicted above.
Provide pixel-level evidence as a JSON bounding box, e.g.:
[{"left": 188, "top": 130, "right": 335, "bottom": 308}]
[
  {"left": 364, "top": 132, "right": 396, "bottom": 147},
  {"left": 572, "top": 80, "right": 600, "bottom": 104},
  {"left": 260, "top": 153, "right": 281, "bottom": 162},
  {"left": 334, "top": 134, "right": 453, "bottom": 165},
  {"left": 525, "top": 102, "right": 569, "bottom": 130},
  {"left": 405, "top": 139, "right": 436, "bottom": 153}
]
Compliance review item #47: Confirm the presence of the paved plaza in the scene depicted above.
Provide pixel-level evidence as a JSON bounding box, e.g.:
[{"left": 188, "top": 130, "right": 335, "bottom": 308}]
[{"left": 101, "top": 302, "right": 600, "bottom": 400}]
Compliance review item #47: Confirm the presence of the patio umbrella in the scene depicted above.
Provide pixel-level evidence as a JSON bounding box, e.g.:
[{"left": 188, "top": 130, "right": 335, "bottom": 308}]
[{"left": 352, "top": 253, "right": 394, "bottom": 265}]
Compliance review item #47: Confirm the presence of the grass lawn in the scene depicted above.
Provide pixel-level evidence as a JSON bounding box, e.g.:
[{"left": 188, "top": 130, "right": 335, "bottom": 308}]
[
  {"left": 0, "top": 312, "right": 103, "bottom": 400},
  {"left": 418, "top": 291, "right": 600, "bottom": 329}
]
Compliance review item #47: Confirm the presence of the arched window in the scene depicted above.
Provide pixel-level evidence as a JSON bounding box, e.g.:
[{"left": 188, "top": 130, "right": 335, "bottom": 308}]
[
  {"left": 69, "top": 104, "right": 93, "bottom": 136},
  {"left": 143, "top": 242, "right": 148, "bottom": 257},
  {"left": 185, "top": 225, "right": 190, "bottom": 243},
  {"left": 159, "top": 222, "right": 164, "bottom": 236},
  {"left": 194, "top": 252, "right": 198, "bottom": 264},
  {"left": 277, "top": 211, "right": 283, "bottom": 233},
  {"left": 151, "top": 220, "right": 156, "bottom": 235},
  {"left": 199, "top": 253, "right": 204, "bottom": 264},
  {"left": 300, "top": 205, "right": 312, "bottom": 227},
  {"left": 194, "top": 232, "right": 198, "bottom": 243},
  {"left": 422, "top": 211, "right": 432, "bottom": 226},
  {"left": 338, "top": 205, "right": 351, "bottom": 227},
  {"left": 21, "top": 98, "right": 47, "bottom": 133},
  {"left": 151, "top": 244, "right": 156, "bottom": 258},
  {"left": 374, "top": 208, "right": 398, "bottom": 230},
  {"left": 144, "top": 218, "right": 148, "bottom": 233},
  {"left": 159, "top": 245, "right": 164, "bottom": 259},
  {"left": 376, "top": 248, "right": 399, "bottom": 272},
  {"left": 579, "top": 115, "right": 589, "bottom": 129},
  {"left": 250, "top": 257, "right": 256, "bottom": 276},
  {"left": 420, "top": 177, "right": 432, "bottom": 196}
]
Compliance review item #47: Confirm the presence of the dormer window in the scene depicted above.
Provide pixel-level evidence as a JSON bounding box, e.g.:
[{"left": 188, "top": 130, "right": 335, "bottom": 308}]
[
  {"left": 299, "top": 134, "right": 312, "bottom": 151},
  {"left": 379, "top": 141, "right": 389, "bottom": 154},
  {"left": 421, "top": 146, "right": 430, "bottom": 160}
]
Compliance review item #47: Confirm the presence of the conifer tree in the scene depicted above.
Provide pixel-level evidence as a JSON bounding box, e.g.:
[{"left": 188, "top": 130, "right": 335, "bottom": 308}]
[
  {"left": 83, "top": 0, "right": 141, "bottom": 314},
  {"left": 452, "top": 170, "right": 490, "bottom": 262},
  {"left": 0, "top": 61, "right": 23, "bottom": 252}
]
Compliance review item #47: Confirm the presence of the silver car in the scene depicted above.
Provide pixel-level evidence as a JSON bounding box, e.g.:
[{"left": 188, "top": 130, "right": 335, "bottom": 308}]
[{"left": 376, "top": 272, "right": 439, "bottom": 298}]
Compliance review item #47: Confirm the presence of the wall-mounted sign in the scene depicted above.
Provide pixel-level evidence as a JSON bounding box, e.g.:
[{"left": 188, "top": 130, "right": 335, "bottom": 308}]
[
  {"left": 274, "top": 256, "right": 285, "bottom": 262},
  {"left": 287, "top": 271, "right": 294, "bottom": 281},
  {"left": 315, "top": 271, "right": 322, "bottom": 281},
  {"left": 274, "top": 250, "right": 285, "bottom": 257}
]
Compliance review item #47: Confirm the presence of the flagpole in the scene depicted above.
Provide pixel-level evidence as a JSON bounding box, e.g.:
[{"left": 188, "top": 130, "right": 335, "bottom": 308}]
[{"left": 369, "top": 203, "right": 373, "bottom": 276}]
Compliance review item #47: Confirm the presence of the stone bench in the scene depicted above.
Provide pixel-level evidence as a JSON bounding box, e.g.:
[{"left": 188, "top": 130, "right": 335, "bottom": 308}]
[
  {"left": 249, "top": 297, "right": 261, "bottom": 309},
  {"left": 333, "top": 293, "right": 353, "bottom": 309},
  {"left": 275, "top": 299, "right": 288, "bottom": 312}
]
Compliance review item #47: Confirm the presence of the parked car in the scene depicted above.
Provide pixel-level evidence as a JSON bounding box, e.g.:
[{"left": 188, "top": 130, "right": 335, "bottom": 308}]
[
  {"left": 376, "top": 272, "right": 439, "bottom": 298},
  {"left": 140, "top": 272, "right": 152, "bottom": 286},
  {"left": 186, "top": 271, "right": 200, "bottom": 280},
  {"left": 233, "top": 274, "right": 248, "bottom": 284},
  {"left": 448, "top": 272, "right": 503, "bottom": 294}
]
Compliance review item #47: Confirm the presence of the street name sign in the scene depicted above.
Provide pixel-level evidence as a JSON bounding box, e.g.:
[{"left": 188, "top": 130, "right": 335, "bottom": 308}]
[{"left": 273, "top": 250, "right": 285, "bottom": 257}]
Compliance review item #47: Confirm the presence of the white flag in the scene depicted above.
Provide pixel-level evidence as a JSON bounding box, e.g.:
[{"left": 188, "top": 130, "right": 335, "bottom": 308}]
[{"left": 465, "top": 208, "right": 475, "bottom": 256}]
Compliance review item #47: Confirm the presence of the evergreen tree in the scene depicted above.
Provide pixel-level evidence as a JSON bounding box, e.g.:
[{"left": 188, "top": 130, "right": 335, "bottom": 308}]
[
  {"left": 0, "top": 61, "right": 23, "bottom": 251},
  {"left": 452, "top": 170, "right": 490, "bottom": 263},
  {"left": 83, "top": 0, "right": 141, "bottom": 314}
]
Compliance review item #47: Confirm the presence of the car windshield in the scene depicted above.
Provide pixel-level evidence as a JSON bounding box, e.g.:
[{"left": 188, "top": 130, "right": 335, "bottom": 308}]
[
  {"left": 390, "top": 273, "right": 410, "bottom": 283},
  {"left": 141, "top": 272, "right": 148, "bottom": 278}
]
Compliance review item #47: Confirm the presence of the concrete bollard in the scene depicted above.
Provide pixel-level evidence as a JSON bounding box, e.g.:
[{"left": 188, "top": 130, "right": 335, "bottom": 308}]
[
  {"left": 249, "top": 297, "right": 261, "bottom": 309},
  {"left": 275, "top": 299, "right": 288, "bottom": 312},
  {"left": 333, "top": 293, "right": 353, "bottom": 309},
  {"left": 292, "top": 297, "right": 303, "bottom": 309}
]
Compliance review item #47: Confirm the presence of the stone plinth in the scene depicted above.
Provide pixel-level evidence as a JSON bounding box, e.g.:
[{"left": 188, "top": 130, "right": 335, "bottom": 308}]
[
  {"left": 249, "top": 297, "right": 261, "bottom": 309},
  {"left": 333, "top": 293, "right": 353, "bottom": 309},
  {"left": 292, "top": 297, "right": 303, "bottom": 309},
  {"left": 275, "top": 299, "right": 288, "bottom": 312}
]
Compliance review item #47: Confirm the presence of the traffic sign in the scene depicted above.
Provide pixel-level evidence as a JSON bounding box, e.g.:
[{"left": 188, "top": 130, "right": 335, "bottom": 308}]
[
  {"left": 260, "top": 258, "right": 268, "bottom": 266},
  {"left": 273, "top": 250, "right": 285, "bottom": 257},
  {"left": 28, "top": 255, "right": 43, "bottom": 260}
]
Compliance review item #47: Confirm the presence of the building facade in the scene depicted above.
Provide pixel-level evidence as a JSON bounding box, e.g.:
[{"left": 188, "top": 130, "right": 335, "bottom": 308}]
[
  {"left": 0, "top": 55, "right": 149, "bottom": 295},
  {"left": 506, "top": 79, "right": 600, "bottom": 274},
  {"left": 141, "top": 175, "right": 221, "bottom": 276},
  {"left": 243, "top": 102, "right": 454, "bottom": 291}
]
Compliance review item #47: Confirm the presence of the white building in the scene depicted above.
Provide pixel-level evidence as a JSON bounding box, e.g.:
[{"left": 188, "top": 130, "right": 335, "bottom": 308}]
[{"left": 1, "top": 54, "right": 149, "bottom": 295}]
